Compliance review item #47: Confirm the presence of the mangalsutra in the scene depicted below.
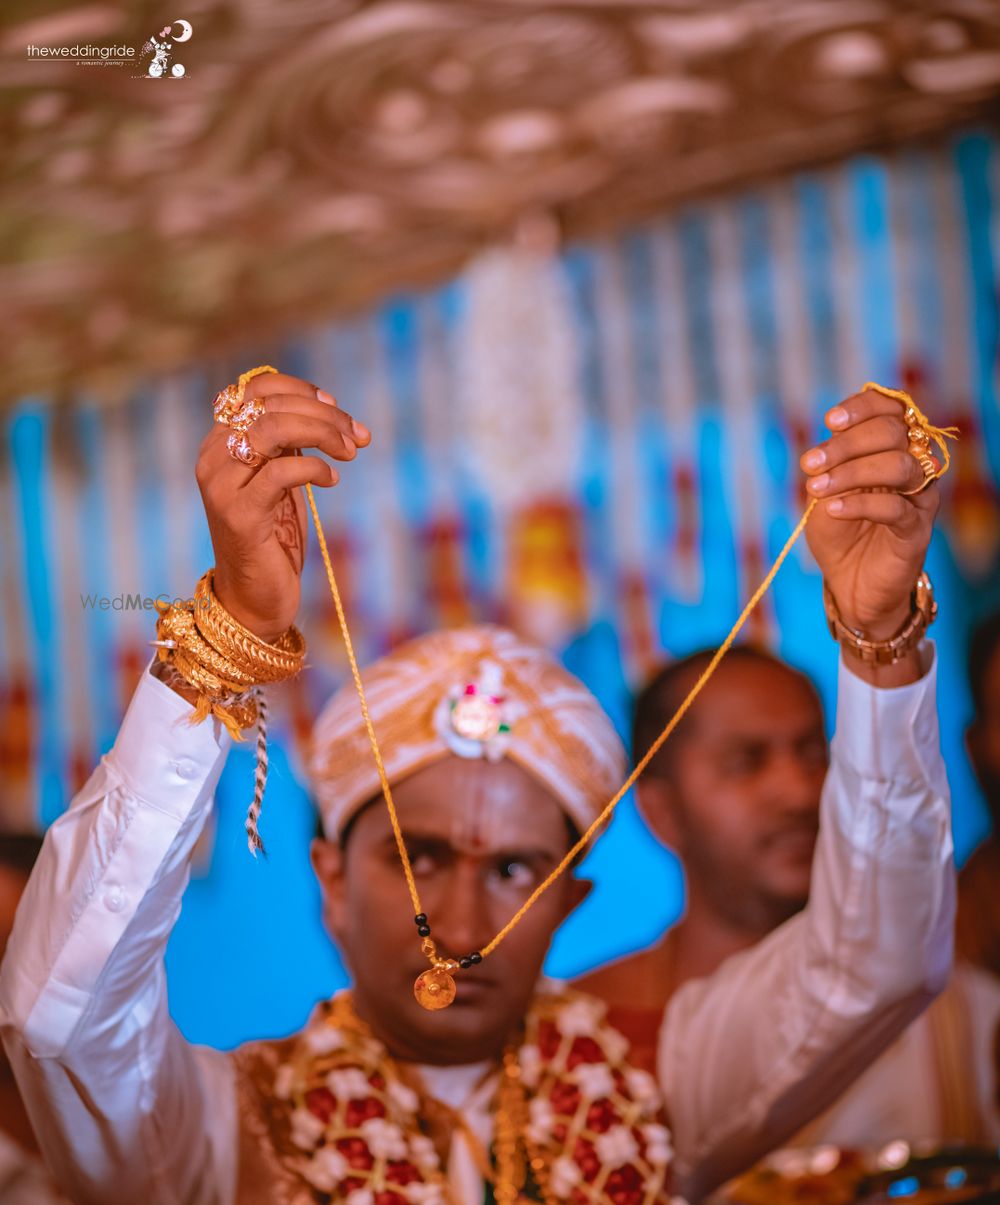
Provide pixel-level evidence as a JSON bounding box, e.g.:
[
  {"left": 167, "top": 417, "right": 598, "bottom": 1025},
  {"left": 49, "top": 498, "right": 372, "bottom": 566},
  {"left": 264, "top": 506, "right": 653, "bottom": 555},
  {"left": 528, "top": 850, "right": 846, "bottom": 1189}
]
[{"left": 239, "top": 364, "right": 955, "bottom": 1012}]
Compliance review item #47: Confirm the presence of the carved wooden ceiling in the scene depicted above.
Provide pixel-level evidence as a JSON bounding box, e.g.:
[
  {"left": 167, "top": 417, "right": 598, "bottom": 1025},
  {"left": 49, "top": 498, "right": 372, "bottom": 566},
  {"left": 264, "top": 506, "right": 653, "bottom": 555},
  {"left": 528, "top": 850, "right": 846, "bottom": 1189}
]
[{"left": 1, "top": 0, "right": 999, "bottom": 405}]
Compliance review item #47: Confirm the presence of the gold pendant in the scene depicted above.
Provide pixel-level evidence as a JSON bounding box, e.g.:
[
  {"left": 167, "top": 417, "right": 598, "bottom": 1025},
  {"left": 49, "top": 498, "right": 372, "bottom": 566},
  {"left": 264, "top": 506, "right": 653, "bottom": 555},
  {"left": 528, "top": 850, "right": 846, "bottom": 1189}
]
[{"left": 414, "top": 966, "right": 457, "bottom": 1010}]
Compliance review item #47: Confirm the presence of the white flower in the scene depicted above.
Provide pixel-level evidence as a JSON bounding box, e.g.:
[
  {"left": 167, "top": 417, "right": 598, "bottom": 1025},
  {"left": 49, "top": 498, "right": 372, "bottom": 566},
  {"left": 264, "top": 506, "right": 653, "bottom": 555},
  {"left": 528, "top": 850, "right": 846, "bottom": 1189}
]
[
  {"left": 556, "top": 997, "right": 603, "bottom": 1036},
  {"left": 573, "top": 1062, "right": 615, "bottom": 1101},
  {"left": 404, "top": 1185, "right": 447, "bottom": 1205},
  {"left": 409, "top": 1134, "right": 441, "bottom": 1174},
  {"left": 387, "top": 1078, "right": 420, "bottom": 1116},
  {"left": 304, "top": 1024, "right": 346, "bottom": 1055},
  {"left": 624, "top": 1068, "right": 659, "bottom": 1108},
  {"left": 359, "top": 1117, "right": 408, "bottom": 1161},
  {"left": 518, "top": 1043, "right": 542, "bottom": 1088},
  {"left": 527, "top": 1096, "right": 554, "bottom": 1144},
  {"left": 594, "top": 1124, "right": 639, "bottom": 1168},
  {"left": 600, "top": 1026, "right": 629, "bottom": 1062},
  {"left": 299, "top": 1145, "right": 349, "bottom": 1190},
  {"left": 326, "top": 1067, "right": 372, "bottom": 1099},
  {"left": 274, "top": 1064, "right": 296, "bottom": 1100},
  {"left": 549, "top": 1156, "right": 582, "bottom": 1196},
  {"left": 289, "top": 1107, "right": 326, "bottom": 1151},
  {"left": 346, "top": 1191, "right": 375, "bottom": 1205},
  {"left": 641, "top": 1123, "right": 674, "bottom": 1167}
]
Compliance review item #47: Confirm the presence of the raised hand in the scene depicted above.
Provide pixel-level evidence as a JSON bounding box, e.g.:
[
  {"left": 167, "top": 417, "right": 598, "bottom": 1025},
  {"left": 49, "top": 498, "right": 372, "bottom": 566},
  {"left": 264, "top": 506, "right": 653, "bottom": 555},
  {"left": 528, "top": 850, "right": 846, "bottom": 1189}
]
[
  {"left": 800, "top": 388, "right": 939, "bottom": 642},
  {"left": 196, "top": 373, "right": 370, "bottom": 642}
]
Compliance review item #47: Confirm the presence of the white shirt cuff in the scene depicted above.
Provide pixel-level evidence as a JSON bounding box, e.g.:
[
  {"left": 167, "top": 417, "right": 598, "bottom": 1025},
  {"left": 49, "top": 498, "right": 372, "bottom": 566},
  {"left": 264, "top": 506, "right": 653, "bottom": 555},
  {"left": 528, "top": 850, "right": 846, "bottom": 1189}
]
[{"left": 831, "top": 640, "right": 943, "bottom": 790}]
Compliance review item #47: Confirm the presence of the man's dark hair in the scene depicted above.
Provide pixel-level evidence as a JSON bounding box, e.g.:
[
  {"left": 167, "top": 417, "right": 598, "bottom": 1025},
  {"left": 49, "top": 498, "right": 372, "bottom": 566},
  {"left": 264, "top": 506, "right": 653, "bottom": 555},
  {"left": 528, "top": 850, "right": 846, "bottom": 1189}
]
[
  {"left": 632, "top": 644, "right": 814, "bottom": 780},
  {"left": 0, "top": 832, "right": 45, "bottom": 876},
  {"left": 969, "top": 610, "right": 1000, "bottom": 716}
]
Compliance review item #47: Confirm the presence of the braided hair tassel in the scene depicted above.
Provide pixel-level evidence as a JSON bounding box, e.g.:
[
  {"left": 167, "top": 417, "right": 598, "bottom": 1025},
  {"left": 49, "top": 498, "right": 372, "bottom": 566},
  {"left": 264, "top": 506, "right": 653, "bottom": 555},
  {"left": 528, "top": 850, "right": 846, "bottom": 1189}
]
[{"left": 245, "top": 687, "right": 270, "bottom": 856}]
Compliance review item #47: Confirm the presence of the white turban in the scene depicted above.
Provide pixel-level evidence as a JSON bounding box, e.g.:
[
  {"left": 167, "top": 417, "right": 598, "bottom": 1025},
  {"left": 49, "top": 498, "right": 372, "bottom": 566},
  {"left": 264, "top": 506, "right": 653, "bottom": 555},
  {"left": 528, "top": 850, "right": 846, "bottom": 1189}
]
[{"left": 307, "top": 624, "right": 626, "bottom": 841}]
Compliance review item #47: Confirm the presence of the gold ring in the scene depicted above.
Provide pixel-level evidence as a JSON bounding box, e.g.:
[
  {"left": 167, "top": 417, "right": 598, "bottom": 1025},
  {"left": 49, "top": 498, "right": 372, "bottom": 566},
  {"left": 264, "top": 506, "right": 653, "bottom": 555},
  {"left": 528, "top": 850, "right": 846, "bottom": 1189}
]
[
  {"left": 226, "top": 429, "right": 268, "bottom": 468},
  {"left": 212, "top": 365, "right": 279, "bottom": 427},
  {"left": 230, "top": 396, "right": 265, "bottom": 433},
  {"left": 213, "top": 383, "right": 243, "bottom": 425},
  {"left": 900, "top": 406, "right": 938, "bottom": 495}
]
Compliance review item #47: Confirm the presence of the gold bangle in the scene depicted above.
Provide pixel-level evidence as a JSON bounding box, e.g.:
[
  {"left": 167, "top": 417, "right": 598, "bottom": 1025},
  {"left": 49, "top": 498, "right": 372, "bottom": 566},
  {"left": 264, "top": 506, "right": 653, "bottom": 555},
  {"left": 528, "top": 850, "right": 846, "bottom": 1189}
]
[
  {"left": 193, "top": 569, "right": 305, "bottom": 682},
  {"left": 155, "top": 601, "right": 258, "bottom": 689},
  {"left": 823, "top": 572, "right": 937, "bottom": 665}
]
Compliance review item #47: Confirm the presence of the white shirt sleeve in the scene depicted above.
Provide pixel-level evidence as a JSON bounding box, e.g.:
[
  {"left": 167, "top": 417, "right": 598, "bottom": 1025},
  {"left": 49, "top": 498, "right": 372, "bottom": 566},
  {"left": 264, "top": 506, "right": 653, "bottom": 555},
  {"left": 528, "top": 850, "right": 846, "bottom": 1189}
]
[
  {"left": 0, "top": 663, "right": 238, "bottom": 1205},
  {"left": 659, "top": 643, "right": 955, "bottom": 1201}
]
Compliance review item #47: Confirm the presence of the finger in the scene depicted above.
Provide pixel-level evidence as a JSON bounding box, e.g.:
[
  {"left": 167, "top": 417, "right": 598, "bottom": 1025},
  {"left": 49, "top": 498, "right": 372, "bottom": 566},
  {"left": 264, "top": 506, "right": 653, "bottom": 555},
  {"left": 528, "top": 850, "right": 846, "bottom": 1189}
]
[
  {"left": 250, "top": 393, "right": 371, "bottom": 445},
  {"left": 806, "top": 449, "right": 924, "bottom": 498},
  {"left": 824, "top": 388, "right": 908, "bottom": 434},
  {"left": 801, "top": 414, "right": 907, "bottom": 476},
  {"left": 249, "top": 455, "right": 339, "bottom": 510},
  {"left": 243, "top": 413, "right": 362, "bottom": 462},
  {"left": 196, "top": 411, "right": 357, "bottom": 501},
  {"left": 241, "top": 372, "right": 317, "bottom": 403},
  {"left": 823, "top": 490, "right": 923, "bottom": 530}
]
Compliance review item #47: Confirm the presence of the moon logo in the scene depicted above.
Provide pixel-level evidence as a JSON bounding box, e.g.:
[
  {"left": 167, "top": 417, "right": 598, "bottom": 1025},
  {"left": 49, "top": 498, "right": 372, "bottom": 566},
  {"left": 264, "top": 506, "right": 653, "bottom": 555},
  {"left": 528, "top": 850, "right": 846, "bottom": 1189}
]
[{"left": 171, "top": 19, "right": 193, "bottom": 42}]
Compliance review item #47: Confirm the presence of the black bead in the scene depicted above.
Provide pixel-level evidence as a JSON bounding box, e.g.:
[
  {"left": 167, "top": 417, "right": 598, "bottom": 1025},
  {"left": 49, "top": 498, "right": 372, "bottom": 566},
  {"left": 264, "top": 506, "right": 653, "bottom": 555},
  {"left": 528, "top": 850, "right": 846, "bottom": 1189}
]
[
  {"left": 417, "top": 925, "right": 431, "bottom": 937},
  {"left": 459, "top": 957, "right": 472, "bottom": 970},
  {"left": 469, "top": 951, "right": 483, "bottom": 964},
  {"left": 414, "top": 913, "right": 428, "bottom": 926}
]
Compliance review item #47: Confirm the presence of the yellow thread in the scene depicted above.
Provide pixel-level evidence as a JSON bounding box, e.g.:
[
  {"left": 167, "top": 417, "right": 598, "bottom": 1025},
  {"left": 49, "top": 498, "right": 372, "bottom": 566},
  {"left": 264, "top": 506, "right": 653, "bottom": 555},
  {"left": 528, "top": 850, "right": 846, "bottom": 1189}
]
[
  {"left": 291, "top": 378, "right": 957, "bottom": 966},
  {"left": 304, "top": 483, "right": 424, "bottom": 919},
  {"left": 862, "top": 382, "right": 960, "bottom": 478},
  {"left": 481, "top": 497, "right": 817, "bottom": 956}
]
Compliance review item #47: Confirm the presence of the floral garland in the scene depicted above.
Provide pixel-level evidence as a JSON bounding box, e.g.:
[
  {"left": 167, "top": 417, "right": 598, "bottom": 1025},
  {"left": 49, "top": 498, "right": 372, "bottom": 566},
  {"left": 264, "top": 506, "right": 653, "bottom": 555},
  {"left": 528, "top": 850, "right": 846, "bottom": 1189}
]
[{"left": 266, "top": 989, "right": 681, "bottom": 1204}]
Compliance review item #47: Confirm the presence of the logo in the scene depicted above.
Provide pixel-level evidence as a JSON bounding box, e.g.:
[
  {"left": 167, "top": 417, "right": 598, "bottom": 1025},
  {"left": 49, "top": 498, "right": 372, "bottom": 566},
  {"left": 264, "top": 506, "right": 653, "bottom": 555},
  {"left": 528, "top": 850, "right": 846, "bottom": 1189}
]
[
  {"left": 24, "top": 17, "right": 193, "bottom": 75},
  {"left": 140, "top": 19, "right": 193, "bottom": 78}
]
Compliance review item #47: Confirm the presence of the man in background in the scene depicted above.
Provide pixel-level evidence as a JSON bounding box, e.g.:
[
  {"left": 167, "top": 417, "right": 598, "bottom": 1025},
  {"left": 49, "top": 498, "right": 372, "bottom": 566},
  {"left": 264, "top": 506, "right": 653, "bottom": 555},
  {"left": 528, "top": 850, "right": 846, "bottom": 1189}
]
[
  {"left": 0, "top": 833, "right": 68, "bottom": 1204},
  {"left": 957, "top": 610, "right": 1000, "bottom": 979},
  {"left": 577, "top": 645, "right": 1000, "bottom": 1146}
]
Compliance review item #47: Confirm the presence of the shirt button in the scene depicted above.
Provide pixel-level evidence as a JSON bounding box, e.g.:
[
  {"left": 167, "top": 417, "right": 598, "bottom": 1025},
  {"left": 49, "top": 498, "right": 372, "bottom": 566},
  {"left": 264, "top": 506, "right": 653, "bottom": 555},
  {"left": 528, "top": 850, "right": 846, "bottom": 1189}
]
[
  {"left": 172, "top": 758, "right": 197, "bottom": 780},
  {"left": 103, "top": 885, "right": 126, "bottom": 913}
]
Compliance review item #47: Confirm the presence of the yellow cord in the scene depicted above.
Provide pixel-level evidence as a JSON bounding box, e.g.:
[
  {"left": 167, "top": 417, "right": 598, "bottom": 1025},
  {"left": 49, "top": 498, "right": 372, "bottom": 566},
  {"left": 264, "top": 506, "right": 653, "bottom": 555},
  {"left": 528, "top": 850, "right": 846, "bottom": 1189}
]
[
  {"left": 481, "top": 497, "right": 817, "bottom": 956},
  {"left": 304, "top": 484, "right": 424, "bottom": 919},
  {"left": 290, "top": 378, "right": 954, "bottom": 965},
  {"left": 863, "top": 382, "right": 960, "bottom": 477},
  {"left": 305, "top": 483, "right": 816, "bottom": 957}
]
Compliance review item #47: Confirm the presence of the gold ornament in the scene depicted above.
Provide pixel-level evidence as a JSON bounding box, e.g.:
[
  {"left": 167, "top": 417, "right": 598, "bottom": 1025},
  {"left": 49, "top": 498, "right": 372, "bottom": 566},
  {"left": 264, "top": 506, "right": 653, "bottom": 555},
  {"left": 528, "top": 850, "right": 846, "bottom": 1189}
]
[{"left": 413, "top": 966, "right": 457, "bottom": 1010}]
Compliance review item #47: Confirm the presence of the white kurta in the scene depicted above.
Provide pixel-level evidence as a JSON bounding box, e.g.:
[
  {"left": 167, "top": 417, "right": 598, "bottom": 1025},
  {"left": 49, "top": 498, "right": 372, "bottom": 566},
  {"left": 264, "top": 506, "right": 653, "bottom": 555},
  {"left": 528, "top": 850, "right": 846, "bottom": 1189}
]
[{"left": 0, "top": 647, "right": 954, "bottom": 1204}]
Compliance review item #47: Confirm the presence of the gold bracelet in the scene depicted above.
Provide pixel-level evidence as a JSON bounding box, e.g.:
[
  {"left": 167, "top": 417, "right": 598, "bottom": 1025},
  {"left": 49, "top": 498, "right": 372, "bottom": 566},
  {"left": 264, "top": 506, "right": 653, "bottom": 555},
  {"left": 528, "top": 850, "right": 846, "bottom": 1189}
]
[
  {"left": 150, "top": 564, "right": 307, "bottom": 857},
  {"left": 156, "top": 601, "right": 259, "bottom": 690},
  {"left": 193, "top": 569, "right": 305, "bottom": 682},
  {"left": 823, "top": 572, "right": 937, "bottom": 665}
]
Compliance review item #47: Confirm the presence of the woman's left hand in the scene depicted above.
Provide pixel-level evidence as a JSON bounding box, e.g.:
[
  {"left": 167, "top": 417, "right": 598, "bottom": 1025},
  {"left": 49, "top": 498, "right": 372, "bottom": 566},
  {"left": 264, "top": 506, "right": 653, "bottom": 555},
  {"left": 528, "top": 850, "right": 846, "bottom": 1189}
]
[{"left": 800, "top": 387, "right": 940, "bottom": 640}]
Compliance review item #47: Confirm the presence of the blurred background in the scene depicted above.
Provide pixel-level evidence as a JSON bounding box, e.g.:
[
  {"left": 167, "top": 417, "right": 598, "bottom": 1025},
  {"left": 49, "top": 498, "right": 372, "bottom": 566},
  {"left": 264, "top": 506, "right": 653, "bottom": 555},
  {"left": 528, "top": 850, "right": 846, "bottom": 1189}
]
[{"left": 1, "top": 0, "right": 999, "bottom": 1050}]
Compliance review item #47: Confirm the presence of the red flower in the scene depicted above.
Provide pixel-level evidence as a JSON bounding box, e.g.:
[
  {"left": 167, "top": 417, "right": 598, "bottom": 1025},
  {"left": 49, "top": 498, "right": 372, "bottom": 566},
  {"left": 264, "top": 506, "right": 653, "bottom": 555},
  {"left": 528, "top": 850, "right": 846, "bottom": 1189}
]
[
  {"left": 549, "top": 1081, "right": 581, "bottom": 1115},
  {"left": 567, "top": 1037, "right": 603, "bottom": 1068},
  {"left": 574, "top": 1137, "right": 600, "bottom": 1182},
  {"left": 305, "top": 1088, "right": 336, "bottom": 1122},
  {"left": 385, "top": 1161, "right": 421, "bottom": 1186},
  {"left": 606, "top": 1163, "right": 643, "bottom": 1205},
  {"left": 585, "top": 1099, "right": 620, "bottom": 1133},
  {"left": 374, "top": 1194, "right": 407, "bottom": 1205},
  {"left": 345, "top": 1096, "right": 386, "bottom": 1127},
  {"left": 337, "top": 1137, "right": 375, "bottom": 1172}
]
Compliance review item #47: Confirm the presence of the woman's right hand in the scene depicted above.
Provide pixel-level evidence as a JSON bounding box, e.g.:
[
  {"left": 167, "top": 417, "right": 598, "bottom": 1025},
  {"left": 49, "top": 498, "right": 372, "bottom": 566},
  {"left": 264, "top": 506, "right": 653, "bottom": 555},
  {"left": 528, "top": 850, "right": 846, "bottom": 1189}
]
[{"left": 195, "top": 372, "right": 370, "bottom": 642}]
